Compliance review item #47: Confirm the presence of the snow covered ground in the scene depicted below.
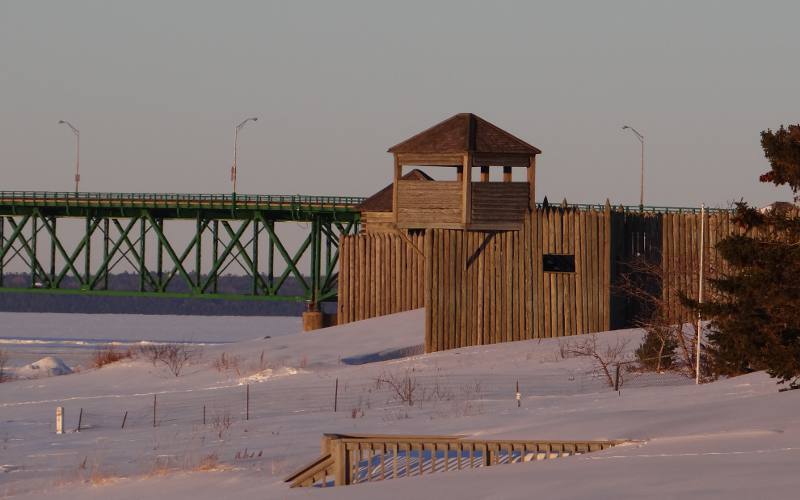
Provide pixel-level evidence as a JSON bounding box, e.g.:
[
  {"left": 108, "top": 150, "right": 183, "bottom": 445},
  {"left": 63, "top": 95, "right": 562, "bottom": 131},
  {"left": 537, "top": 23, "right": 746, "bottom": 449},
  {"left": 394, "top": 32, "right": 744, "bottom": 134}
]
[
  {"left": 0, "top": 312, "right": 300, "bottom": 367},
  {"left": 1, "top": 309, "right": 798, "bottom": 499}
]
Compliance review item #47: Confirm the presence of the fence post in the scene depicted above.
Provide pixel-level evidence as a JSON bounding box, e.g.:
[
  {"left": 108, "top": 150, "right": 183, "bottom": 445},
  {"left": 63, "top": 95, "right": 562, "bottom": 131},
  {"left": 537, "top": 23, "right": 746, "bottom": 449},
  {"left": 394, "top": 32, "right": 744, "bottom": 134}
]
[
  {"left": 334, "top": 378, "right": 339, "bottom": 412},
  {"left": 203, "top": 405, "right": 206, "bottom": 425},
  {"left": 121, "top": 411, "right": 128, "bottom": 429},
  {"left": 77, "top": 408, "right": 83, "bottom": 432},
  {"left": 56, "top": 407, "right": 64, "bottom": 434},
  {"left": 614, "top": 364, "right": 621, "bottom": 392},
  {"left": 153, "top": 394, "right": 157, "bottom": 427},
  {"left": 696, "top": 203, "right": 706, "bottom": 385}
]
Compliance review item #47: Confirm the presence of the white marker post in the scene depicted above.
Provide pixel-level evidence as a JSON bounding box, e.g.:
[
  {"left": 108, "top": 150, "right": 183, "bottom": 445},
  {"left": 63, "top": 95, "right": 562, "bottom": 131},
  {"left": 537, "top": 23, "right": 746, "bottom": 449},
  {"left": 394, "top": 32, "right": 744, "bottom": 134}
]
[
  {"left": 696, "top": 204, "right": 706, "bottom": 384},
  {"left": 56, "top": 407, "right": 64, "bottom": 434}
]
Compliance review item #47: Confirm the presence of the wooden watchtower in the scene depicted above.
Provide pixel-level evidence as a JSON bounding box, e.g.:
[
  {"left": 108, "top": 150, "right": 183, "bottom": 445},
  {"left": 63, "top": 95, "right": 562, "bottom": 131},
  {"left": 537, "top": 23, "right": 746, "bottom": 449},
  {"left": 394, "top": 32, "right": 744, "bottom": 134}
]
[{"left": 387, "top": 113, "right": 540, "bottom": 231}]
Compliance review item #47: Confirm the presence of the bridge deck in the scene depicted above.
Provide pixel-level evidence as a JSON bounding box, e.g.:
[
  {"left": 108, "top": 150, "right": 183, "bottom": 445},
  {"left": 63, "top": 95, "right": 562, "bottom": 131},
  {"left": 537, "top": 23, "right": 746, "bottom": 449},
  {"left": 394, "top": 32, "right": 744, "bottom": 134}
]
[{"left": 0, "top": 191, "right": 365, "bottom": 220}]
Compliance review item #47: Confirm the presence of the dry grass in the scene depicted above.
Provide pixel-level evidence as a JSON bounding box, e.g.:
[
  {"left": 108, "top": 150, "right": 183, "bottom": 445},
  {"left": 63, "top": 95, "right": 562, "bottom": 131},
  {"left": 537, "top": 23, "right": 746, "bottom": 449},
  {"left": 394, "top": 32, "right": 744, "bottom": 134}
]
[
  {"left": 92, "top": 346, "right": 134, "bottom": 368},
  {"left": 234, "top": 448, "right": 263, "bottom": 460},
  {"left": 212, "top": 352, "right": 243, "bottom": 374},
  {"left": 0, "top": 349, "right": 9, "bottom": 382},
  {"left": 72, "top": 456, "right": 122, "bottom": 486},
  {"left": 88, "top": 469, "right": 120, "bottom": 486},
  {"left": 195, "top": 452, "right": 220, "bottom": 471},
  {"left": 148, "top": 456, "right": 180, "bottom": 477}
]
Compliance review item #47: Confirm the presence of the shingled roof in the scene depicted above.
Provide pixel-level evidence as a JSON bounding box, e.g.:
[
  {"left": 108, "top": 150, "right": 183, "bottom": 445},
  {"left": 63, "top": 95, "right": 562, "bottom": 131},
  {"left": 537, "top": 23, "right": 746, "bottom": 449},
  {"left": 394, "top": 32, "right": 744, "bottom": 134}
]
[
  {"left": 388, "top": 113, "right": 541, "bottom": 155},
  {"left": 357, "top": 169, "right": 433, "bottom": 212}
]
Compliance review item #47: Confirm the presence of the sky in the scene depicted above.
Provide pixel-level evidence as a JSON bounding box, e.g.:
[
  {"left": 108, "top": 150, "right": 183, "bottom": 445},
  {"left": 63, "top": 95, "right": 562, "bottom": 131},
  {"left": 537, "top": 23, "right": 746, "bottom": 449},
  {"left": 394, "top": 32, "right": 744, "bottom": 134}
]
[{"left": 2, "top": 0, "right": 799, "bottom": 210}]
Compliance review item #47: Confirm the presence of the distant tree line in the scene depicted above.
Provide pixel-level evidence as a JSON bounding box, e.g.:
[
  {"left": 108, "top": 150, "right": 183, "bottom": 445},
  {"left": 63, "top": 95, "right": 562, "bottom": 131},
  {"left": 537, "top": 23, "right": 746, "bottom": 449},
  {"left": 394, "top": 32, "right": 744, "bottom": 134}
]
[{"left": 0, "top": 273, "right": 334, "bottom": 316}]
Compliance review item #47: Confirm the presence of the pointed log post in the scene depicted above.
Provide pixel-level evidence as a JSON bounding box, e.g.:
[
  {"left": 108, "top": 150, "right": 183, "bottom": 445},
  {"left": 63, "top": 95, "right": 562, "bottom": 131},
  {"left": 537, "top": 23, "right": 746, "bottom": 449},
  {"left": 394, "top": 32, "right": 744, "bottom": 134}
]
[
  {"left": 528, "top": 155, "right": 537, "bottom": 210},
  {"left": 392, "top": 156, "right": 401, "bottom": 223}
]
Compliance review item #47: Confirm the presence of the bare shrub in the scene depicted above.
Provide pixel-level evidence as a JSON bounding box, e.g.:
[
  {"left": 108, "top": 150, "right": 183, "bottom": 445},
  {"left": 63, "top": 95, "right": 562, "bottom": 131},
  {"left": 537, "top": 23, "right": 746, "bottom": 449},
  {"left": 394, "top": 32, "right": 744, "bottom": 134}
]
[
  {"left": 375, "top": 368, "right": 419, "bottom": 406},
  {"left": 212, "top": 352, "right": 243, "bottom": 374},
  {"left": 565, "top": 333, "right": 631, "bottom": 387},
  {"left": 210, "top": 411, "right": 232, "bottom": 440},
  {"left": 558, "top": 339, "right": 574, "bottom": 360},
  {"left": 140, "top": 343, "right": 202, "bottom": 377},
  {"left": 616, "top": 256, "right": 699, "bottom": 375},
  {"left": 422, "top": 371, "right": 454, "bottom": 403},
  {"left": 92, "top": 346, "right": 133, "bottom": 368}
]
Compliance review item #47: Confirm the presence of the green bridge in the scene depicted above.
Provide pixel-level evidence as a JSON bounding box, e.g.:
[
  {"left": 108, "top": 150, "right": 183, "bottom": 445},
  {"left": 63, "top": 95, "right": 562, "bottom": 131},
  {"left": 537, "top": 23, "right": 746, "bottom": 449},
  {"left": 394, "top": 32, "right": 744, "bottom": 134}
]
[{"left": 0, "top": 191, "right": 364, "bottom": 305}]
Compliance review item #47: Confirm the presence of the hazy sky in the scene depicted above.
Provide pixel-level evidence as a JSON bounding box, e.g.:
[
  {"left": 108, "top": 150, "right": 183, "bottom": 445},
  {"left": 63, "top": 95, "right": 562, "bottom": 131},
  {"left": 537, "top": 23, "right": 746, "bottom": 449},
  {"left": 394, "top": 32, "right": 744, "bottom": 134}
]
[{"left": 2, "top": 0, "right": 798, "bottom": 209}]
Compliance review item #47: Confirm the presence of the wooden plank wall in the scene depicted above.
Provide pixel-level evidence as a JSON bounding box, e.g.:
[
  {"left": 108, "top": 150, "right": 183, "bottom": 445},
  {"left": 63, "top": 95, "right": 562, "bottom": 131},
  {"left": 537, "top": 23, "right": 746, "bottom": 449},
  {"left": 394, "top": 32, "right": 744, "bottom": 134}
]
[
  {"left": 338, "top": 207, "right": 738, "bottom": 353},
  {"left": 396, "top": 180, "right": 462, "bottom": 225},
  {"left": 659, "top": 210, "right": 736, "bottom": 324},
  {"left": 470, "top": 182, "right": 529, "bottom": 226},
  {"left": 337, "top": 231, "right": 426, "bottom": 324},
  {"left": 424, "top": 207, "right": 610, "bottom": 351}
]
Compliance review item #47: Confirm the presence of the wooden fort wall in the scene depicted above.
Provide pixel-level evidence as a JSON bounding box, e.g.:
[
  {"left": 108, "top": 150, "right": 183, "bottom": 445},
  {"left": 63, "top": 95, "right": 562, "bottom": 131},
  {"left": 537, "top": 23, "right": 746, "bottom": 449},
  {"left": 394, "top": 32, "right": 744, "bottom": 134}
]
[{"left": 337, "top": 207, "right": 737, "bottom": 353}]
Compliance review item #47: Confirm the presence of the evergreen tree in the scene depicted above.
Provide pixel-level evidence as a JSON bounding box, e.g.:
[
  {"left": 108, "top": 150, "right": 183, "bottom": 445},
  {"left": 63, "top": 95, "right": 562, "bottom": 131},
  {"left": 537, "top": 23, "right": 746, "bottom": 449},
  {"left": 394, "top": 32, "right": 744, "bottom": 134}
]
[{"left": 696, "top": 125, "right": 800, "bottom": 388}]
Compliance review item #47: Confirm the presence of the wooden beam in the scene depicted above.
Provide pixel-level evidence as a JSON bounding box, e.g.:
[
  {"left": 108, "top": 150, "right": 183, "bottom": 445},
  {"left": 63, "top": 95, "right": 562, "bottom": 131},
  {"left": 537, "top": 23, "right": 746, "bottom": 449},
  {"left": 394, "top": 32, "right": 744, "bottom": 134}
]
[
  {"left": 480, "top": 166, "right": 490, "bottom": 182},
  {"left": 462, "top": 154, "right": 472, "bottom": 225},
  {"left": 396, "top": 222, "right": 466, "bottom": 230},
  {"left": 472, "top": 153, "right": 531, "bottom": 168},
  {"left": 396, "top": 153, "right": 464, "bottom": 166},
  {"left": 503, "top": 166, "right": 512, "bottom": 183}
]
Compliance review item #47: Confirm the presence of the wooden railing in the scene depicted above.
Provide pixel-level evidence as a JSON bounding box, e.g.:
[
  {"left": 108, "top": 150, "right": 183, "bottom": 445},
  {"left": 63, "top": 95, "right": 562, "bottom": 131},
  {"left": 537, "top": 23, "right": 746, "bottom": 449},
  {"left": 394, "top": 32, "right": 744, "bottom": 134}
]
[{"left": 285, "top": 433, "right": 629, "bottom": 488}]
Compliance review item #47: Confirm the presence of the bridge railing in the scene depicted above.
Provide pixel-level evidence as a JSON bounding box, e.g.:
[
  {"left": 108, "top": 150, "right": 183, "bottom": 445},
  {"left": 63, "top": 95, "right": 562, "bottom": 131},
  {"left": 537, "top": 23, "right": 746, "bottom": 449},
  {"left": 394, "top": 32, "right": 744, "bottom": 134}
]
[
  {"left": 0, "top": 191, "right": 728, "bottom": 214},
  {"left": 0, "top": 191, "right": 366, "bottom": 210},
  {"left": 285, "top": 433, "right": 630, "bottom": 488},
  {"left": 536, "top": 201, "right": 731, "bottom": 214}
]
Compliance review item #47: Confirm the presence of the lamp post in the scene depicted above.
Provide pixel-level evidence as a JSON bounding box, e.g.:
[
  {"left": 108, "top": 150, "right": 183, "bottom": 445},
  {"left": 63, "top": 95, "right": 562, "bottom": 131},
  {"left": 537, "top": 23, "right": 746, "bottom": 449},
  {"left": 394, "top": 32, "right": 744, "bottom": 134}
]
[
  {"left": 58, "top": 120, "right": 80, "bottom": 194},
  {"left": 232, "top": 117, "right": 258, "bottom": 195},
  {"left": 622, "top": 125, "right": 644, "bottom": 210}
]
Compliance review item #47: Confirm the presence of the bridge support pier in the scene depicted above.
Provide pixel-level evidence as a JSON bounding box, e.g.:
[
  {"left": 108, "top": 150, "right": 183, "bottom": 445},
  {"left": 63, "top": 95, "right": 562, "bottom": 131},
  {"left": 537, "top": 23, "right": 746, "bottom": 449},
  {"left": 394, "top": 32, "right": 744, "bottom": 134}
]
[{"left": 302, "top": 309, "right": 323, "bottom": 331}]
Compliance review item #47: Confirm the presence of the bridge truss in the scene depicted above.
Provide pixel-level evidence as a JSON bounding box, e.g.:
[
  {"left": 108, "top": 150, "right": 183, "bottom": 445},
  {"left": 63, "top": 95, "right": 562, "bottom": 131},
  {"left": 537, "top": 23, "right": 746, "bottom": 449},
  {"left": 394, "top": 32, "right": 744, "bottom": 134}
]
[{"left": 0, "top": 192, "right": 363, "bottom": 305}]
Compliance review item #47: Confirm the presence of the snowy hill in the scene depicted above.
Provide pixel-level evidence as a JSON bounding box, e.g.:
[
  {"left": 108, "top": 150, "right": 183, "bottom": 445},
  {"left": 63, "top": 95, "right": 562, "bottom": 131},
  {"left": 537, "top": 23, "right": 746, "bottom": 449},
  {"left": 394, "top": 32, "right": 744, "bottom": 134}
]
[{"left": 1, "top": 309, "right": 797, "bottom": 499}]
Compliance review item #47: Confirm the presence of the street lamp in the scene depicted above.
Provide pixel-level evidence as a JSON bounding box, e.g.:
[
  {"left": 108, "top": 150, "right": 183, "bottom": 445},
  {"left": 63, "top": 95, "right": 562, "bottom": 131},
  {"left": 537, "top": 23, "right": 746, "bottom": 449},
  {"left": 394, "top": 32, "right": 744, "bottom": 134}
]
[
  {"left": 621, "top": 125, "right": 644, "bottom": 209},
  {"left": 58, "top": 120, "right": 80, "bottom": 194},
  {"left": 232, "top": 117, "right": 258, "bottom": 194}
]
